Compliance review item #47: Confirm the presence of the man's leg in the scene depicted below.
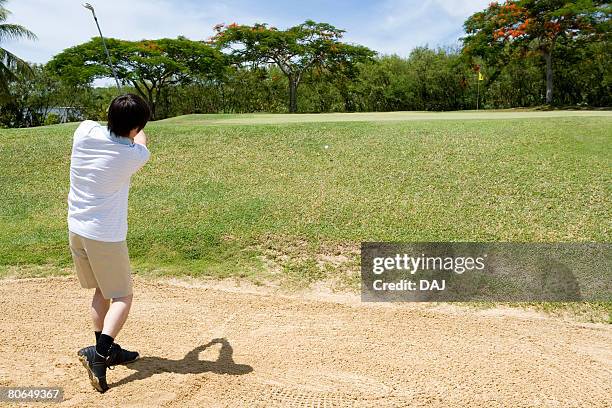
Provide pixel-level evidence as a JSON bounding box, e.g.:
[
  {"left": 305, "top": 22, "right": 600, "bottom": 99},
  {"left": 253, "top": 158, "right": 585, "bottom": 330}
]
[
  {"left": 78, "top": 237, "right": 136, "bottom": 393},
  {"left": 99, "top": 294, "right": 139, "bottom": 366},
  {"left": 102, "top": 294, "right": 133, "bottom": 338},
  {"left": 79, "top": 293, "right": 136, "bottom": 393},
  {"left": 84, "top": 294, "right": 133, "bottom": 393},
  {"left": 95, "top": 294, "right": 133, "bottom": 360},
  {"left": 91, "top": 288, "right": 110, "bottom": 334}
]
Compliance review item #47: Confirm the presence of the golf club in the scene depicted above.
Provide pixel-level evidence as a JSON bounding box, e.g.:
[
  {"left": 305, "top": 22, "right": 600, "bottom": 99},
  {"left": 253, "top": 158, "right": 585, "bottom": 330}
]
[{"left": 82, "top": 3, "right": 121, "bottom": 90}]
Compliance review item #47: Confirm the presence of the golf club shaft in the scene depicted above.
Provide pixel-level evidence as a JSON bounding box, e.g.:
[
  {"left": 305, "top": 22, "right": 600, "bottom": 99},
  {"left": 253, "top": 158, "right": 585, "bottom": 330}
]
[{"left": 91, "top": 14, "right": 121, "bottom": 90}]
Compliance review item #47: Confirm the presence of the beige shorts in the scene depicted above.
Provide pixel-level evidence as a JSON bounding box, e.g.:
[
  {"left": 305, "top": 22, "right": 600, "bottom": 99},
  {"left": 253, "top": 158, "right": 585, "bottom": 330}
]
[{"left": 69, "top": 231, "right": 133, "bottom": 299}]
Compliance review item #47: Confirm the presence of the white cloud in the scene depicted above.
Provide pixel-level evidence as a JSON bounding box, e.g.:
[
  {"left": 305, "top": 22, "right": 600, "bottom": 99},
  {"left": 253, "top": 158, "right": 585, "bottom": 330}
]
[
  {"left": 1, "top": 0, "right": 492, "bottom": 64},
  {"left": 1, "top": 0, "right": 263, "bottom": 63},
  {"left": 432, "top": 0, "right": 491, "bottom": 18},
  {"left": 344, "top": 0, "right": 490, "bottom": 56}
]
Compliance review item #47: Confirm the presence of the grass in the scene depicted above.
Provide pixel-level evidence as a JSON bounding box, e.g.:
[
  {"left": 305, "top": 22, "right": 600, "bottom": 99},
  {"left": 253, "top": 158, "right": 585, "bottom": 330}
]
[{"left": 0, "top": 111, "right": 610, "bottom": 319}]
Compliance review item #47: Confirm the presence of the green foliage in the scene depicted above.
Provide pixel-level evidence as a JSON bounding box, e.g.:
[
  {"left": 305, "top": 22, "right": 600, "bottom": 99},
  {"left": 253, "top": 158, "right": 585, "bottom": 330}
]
[
  {"left": 464, "top": 0, "right": 609, "bottom": 54},
  {"left": 0, "top": 64, "right": 123, "bottom": 127},
  {"left": 0, "top": 0, "right": 37, "bottom": 98},
  {"left": 463, "top": 0, "right": 611, "bottom": 104},
  {"left": 212, "top": 20, "right": 375, "bottom": 112},
  {"left": 158, "top": 66, "right": 289, "bottom": 116},
  {"left": 47, "top": 37, "right": 227, "bottom": 118},
  {"left": 0, "top": 64, "right": 63, "bottom": 127},
  {"left": 348, "top": 50, "right": 477, "bottom": 111},
  {"left": 0, "top": 13, "right": 603, "bottom": 126},
  {"left": 43, "top": 113, "right": 60, "bottom": 126},
  {"left": 552, "top": 36, "right": 612, "bottom": 106}
]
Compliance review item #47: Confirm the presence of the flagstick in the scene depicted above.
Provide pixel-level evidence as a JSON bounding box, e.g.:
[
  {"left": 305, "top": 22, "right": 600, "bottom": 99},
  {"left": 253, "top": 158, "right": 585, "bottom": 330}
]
[{"left": 477, "top": 74, "right": 480, "bottom": 111}]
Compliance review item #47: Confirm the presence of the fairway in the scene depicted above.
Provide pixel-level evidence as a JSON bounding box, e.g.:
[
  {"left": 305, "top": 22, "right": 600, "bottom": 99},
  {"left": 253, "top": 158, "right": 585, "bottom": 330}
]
[{"left": 1, "top": 111, "right": 610, "bottom": 290}]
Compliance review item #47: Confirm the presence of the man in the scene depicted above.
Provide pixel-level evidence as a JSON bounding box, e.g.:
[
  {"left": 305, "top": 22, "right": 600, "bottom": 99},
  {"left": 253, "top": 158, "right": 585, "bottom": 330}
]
[{"left": 67, "top": 94, "right": 151, "bottom": 393}]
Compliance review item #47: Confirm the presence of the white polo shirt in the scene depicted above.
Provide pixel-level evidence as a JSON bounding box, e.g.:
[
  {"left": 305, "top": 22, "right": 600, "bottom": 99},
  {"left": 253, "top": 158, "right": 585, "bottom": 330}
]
[{"left": 68, "top": 120, "right": 150, "bottom": 242}]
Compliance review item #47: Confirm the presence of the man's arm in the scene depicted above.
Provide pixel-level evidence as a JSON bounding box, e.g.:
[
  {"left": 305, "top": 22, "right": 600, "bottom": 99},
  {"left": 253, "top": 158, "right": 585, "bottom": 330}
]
[
  {"left": 129, "top": 129, "right": 150, "bottom": 171},
  {"left": 133, "top": 130, "right": 147, "bottom": 146}
]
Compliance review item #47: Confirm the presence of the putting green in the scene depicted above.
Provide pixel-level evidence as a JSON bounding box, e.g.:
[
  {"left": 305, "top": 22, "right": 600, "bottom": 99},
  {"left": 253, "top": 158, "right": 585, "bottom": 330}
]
[{"left": 160, "top": 109, "right": 612, "bottom": 126}]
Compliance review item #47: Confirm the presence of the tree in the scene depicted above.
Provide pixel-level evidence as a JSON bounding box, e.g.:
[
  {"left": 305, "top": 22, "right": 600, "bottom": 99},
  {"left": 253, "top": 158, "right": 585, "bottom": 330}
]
[
  {"left": 211, "top": 20, "right": 375, "bottom": 113},
  {"left": 0, "top": 0, "right": 36, "bottom": 99},
  {"left": 463, "top": 0, "right": 610, "bottom": 104},
  {"left": 0, "top": 64, "right": 72, "bottom": 128},
  {"left": 48, "top": 37, "right": 226, "bottom": 119}
]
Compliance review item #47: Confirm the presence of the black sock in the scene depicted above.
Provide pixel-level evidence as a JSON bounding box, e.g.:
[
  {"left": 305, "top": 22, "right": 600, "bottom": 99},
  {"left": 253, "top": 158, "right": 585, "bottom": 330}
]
[
  {"left": 95, "top": 331, "right": 102, "bottom": 343},
  {"left": 96, "top": 334, "right": 114, "bottom": 358}
]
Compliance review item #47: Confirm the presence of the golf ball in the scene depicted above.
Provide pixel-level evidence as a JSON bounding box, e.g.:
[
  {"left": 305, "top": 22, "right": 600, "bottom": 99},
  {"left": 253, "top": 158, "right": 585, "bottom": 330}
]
[{"left": 324, "top": 145, "right": 329, "bottom": 149}]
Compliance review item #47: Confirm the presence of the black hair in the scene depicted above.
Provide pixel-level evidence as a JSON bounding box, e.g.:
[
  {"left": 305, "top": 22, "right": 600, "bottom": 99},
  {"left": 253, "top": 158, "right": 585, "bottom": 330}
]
[{"left": 107, "top": 93, "right": 151, "bottom": 137}]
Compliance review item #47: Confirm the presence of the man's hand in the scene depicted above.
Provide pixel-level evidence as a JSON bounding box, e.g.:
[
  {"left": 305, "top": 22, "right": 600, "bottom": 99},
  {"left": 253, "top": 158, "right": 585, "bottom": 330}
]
[{"left": 133, "top": 130, "right": 147, "bottom": 146}]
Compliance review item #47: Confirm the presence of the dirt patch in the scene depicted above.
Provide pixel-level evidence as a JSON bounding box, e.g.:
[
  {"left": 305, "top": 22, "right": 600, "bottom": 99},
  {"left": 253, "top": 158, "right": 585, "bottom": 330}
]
[
  {"left": 0, "top": 276, "right": 610, "bottom": 407},
  {"left": 255, "top": 235, "right": 360, "bottom": 290}
]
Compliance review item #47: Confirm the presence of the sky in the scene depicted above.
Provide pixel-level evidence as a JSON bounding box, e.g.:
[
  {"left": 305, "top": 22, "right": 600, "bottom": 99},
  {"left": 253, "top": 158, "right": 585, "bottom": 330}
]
[{"left": 3, "top": 0, "right": 491, "bottom": 64}]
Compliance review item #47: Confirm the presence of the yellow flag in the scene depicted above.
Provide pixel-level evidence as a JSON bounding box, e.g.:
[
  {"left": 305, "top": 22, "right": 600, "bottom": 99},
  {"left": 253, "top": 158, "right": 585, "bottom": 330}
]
[{"left": 478, "top": 72, "right": 484, "bottom": 81}]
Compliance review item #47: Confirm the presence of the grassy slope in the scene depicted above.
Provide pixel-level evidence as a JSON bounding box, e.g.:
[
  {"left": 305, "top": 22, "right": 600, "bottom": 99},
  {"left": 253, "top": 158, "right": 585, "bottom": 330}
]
[{"left": 1, "top": 112, "right": 610, "bottom": 318}]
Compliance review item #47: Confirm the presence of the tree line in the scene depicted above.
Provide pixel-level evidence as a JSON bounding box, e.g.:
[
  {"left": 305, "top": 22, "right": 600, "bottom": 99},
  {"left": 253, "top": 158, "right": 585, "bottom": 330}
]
[{"left": 0, "top": 0, "right": 609, "bottom": 127}]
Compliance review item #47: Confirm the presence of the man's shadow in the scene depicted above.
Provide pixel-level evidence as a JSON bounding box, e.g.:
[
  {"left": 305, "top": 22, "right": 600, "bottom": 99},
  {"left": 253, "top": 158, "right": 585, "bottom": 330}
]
[{"left": 112, "top": 338, "right": 253, "bottom": 387}]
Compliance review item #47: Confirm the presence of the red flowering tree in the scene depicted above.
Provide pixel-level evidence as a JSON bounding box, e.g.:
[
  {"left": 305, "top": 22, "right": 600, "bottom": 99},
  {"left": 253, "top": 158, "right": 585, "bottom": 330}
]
[
  {"left": 463, "top": 0, "right": 610, "bottom": 104},
  {"left": 211, "top": 20, "right": 375, "bottom": 112}
]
